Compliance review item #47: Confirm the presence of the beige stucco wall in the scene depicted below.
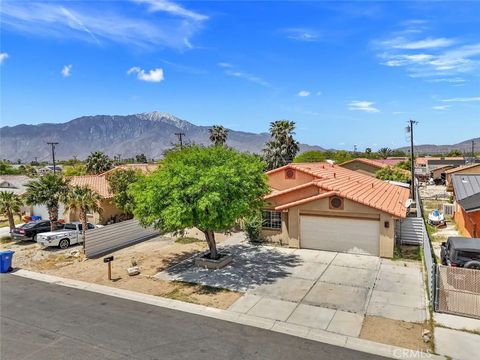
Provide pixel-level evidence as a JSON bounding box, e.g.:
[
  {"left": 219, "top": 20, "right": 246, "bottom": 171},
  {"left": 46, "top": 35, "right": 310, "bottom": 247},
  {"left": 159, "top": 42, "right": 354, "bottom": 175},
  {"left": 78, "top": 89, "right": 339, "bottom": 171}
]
[
  {"left": 262, "top": 197, "right": 396, "bottom": 258},
  {"left": 340, "top": 162, "right": 380, "bottom": 177},
  {"left": 65, "top": 198, "right": 123, "bottom": 225},
  {"left": 268, "top": 169, "right": 314, "bottom": 190}
]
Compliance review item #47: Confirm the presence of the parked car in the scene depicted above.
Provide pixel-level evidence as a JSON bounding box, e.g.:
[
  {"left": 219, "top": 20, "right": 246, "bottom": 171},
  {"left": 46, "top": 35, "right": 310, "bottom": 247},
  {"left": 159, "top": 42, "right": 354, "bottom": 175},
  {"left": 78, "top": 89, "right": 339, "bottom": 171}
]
[
  {"left": 11, "top": 220, "right": 64, "bottom": 242},
  {"left": 441, "top": 237, "right": 480, "bottom": 269},
  {"left": 36, "top": 222, "right": 98, "bottom": 249}
]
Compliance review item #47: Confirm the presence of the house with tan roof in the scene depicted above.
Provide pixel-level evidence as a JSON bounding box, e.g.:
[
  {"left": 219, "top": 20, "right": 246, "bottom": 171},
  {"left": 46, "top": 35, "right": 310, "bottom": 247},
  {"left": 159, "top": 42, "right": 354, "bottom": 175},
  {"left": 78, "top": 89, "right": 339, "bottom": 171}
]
[
  {"left": 339, "top": 158, "right": 388, "bottom": 177},
  {"left": 262, "top": 163, "right": 411, "bottom": 258},
  {"left": 445, "top": 163, "right": 480, "bottom": 191},
  {"left": 66, "top": 164, "right": 158, "bottom": 224}
]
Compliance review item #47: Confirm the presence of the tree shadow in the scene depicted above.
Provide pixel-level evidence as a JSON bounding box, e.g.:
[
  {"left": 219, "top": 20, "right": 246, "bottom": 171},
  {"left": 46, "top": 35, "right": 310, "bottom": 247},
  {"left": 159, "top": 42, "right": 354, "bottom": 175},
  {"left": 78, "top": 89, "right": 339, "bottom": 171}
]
[{"left": 162, "top": 244, "right": 303, "bottom": 292}]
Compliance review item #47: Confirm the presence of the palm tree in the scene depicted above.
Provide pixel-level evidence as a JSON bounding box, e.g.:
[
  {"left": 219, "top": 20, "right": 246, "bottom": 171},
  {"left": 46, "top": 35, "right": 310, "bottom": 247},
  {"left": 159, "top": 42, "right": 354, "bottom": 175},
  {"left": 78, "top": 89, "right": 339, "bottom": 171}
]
[
  {"left": 85, "top": 151, "right": 113, "bottom": 174},
  {"left": 377, "top": 147, "right": 392, "bottom": 159},
  {"left": 0, "top": 191, "right": 23, "bottom": 232},
  {"left": 209, "top": 125, "right": 229, "bottom": 146},
  {"left": 263, "top": 120, "right": 299, "bottom": 170},
  {"left": 62, "top": 186, "right": 102, "bottom": 251},
  {"left": 24, "top": 174, "right": 69, "bottom": 231}
]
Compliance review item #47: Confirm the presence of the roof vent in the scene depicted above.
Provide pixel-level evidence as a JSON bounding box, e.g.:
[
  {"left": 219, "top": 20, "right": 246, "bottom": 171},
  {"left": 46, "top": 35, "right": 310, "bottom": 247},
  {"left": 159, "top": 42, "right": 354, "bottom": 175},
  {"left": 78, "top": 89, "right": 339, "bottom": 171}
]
[
  {"left": 329, "top": 196, "right": 343, "bottom": 210},
  {"left": 285, "top": 168, "right": 296, "bottom": 180}
]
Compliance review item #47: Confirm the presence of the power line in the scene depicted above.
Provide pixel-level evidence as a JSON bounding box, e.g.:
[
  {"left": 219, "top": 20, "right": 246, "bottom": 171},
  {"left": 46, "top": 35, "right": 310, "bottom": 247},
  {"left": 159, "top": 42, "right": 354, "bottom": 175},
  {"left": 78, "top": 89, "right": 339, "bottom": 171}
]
[
  {"left": 175, "top": 132, "right": 186, "bottom": 149},
  {"left": 47, "top": 142, "right": 59, "bottom": 175}
]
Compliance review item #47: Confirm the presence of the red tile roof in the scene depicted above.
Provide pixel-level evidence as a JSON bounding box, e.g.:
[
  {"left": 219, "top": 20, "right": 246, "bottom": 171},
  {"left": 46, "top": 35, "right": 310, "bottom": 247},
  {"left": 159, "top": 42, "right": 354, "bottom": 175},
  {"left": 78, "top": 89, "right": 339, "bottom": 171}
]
[
  {"left": 340, "top": 158, "right": 388, "bottom": 169},
  {"left": 266, "top": 162, "right": 410, "bottom": 218},
  {"left": 70, "top": 175, "right": 112, "bottom": 198}
]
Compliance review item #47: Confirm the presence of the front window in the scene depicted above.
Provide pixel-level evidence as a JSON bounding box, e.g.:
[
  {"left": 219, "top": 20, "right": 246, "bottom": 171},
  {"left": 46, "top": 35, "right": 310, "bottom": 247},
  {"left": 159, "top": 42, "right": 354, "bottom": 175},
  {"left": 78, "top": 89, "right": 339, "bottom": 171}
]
[
  {"left": 262, "top": 210, "right": 282, "bottom": 230},
  {"left": 64, "top": 224, "right": 77, "bottom": 231}
]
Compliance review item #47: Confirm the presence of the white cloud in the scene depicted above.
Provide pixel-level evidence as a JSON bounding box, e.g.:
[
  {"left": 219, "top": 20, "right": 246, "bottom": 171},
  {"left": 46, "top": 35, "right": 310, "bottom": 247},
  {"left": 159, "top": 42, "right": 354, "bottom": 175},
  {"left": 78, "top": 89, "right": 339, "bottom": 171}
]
[
  {"left": 390, "top": 37, "right": 455, "bottom": 50},
  {"left": 316, "top": 91, "right": 323, "bottom": 96},
  {"left": 428, "top": 78, "right": 466, "bottom": 83},
  {"left": 61, "top": 64, "right": 72, "bottom": 77},
  {"left": 218, "top": 63, "right": 271, "bottom": 88},
  {"left": 217, "top": 62, "right": 233, "bottom": 68},
  {"left": 433, "top": 105, "right": 450, "bottom": 111},
  {"left": 441, "top": 97, "right": 480, "bottom": 102},
  {"left": 284, "top": 28, "right": 320, "bottom": 42},
  {"left": 0, "top": 52, "right": 8, "bottom": 64},
  {"left": 128, "top": 67, "right": 164, "bottom": 82},
  {"left": 348, "top": 101, "right": 380, "bottom": 113},
  {"left": 0, "top": 0, "right": 206, "bottom": 49},
  {"left": 297, "top": 90, "right": 310, "bottom": 97},
  {"left": 133, "top": 0, "right": 208, "bottom": 21}
]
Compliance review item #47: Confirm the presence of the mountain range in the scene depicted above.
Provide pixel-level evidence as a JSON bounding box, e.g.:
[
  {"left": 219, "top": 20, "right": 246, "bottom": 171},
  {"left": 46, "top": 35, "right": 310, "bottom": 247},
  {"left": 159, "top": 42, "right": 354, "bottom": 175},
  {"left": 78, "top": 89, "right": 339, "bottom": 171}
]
[
  {"left": 0, "top": 112, "right": 324, "bottom": 162},
  {"left": 1, "top": 112, "right": 478, "bottom": 162}
]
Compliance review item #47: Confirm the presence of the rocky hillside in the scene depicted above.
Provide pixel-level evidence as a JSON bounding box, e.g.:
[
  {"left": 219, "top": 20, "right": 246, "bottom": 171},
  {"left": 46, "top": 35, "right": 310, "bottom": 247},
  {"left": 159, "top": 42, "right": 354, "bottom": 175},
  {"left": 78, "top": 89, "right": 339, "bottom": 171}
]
[
  {"left": 0, "top": 112, "right": 325, "bottom": 161},
  {"left": 397, "top": 137, "right": 479, "bottom": 155}
]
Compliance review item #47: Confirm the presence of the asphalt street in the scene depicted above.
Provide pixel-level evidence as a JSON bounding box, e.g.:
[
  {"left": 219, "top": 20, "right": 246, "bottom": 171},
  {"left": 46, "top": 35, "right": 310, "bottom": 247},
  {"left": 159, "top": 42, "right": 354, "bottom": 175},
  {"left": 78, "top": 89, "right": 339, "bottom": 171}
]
[{"left": 0, "top": 275, "right": 388, "bottom": 360}]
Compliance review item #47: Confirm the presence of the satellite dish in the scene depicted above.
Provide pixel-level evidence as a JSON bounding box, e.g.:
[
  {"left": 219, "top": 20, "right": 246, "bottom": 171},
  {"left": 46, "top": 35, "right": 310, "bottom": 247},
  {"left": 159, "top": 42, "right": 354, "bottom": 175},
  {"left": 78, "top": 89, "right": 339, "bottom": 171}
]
[{"left": 405, "top": 199, "right": 414, "bottom": 208}]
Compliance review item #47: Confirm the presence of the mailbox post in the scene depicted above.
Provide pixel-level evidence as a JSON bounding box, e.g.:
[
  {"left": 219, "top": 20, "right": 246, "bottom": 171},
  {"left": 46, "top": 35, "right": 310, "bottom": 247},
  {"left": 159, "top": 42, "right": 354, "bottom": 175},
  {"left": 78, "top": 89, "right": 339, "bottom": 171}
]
[{"left": 103, "top": 256, "right": 114, "bottom": 280}]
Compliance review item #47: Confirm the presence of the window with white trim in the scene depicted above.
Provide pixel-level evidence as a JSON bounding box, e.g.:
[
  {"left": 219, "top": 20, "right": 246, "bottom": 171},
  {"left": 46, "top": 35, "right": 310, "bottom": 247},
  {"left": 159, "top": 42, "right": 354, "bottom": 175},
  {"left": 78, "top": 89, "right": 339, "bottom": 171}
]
[{"left": 262, "top": 210, "right": 282, "bottom": 229}]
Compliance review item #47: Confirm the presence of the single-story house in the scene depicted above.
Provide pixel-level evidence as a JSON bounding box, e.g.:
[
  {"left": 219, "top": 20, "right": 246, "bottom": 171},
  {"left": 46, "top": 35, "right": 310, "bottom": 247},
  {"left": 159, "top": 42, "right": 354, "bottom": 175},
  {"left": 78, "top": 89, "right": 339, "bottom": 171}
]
[
  {"left": 446, "top": 163, "right": 480, "bottom": 191},
  {"left": 261, "top": 162, "right": 411, "bottom": 258},
  {"left": 415, "top": 157, "right": 465, "bottom": 177},
  {"left": 431, "top": 165, "right": 456, "bottom": 182},
  {"left": 38, "top": 165, "right": 63, "bottom": 174},
  {"left": 452, "top": 174, "right": 480, "bottom": 238},
  {"left": 339, "top": 158, "right": 387, "bottom": 177},
  {"left": 67, "top": 163, "right": 159, "bottom": 224},
  {"left": 0, "top": 175, "right": 32, "bottom": 216}
]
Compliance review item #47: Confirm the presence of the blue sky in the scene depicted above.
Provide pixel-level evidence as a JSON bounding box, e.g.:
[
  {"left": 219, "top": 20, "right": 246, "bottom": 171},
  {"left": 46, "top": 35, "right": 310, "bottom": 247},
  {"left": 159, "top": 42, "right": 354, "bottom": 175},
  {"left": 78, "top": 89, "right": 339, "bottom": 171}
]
[{"left": 1, "top": 0, "right": 479, "bottom": 150}]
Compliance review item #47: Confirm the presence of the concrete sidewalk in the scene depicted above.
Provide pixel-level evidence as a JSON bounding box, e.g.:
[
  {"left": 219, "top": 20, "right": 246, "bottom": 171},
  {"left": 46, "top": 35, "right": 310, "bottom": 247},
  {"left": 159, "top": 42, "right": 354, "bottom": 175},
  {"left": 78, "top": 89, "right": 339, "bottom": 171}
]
[{"left": 11, "top": 269, "right": 443, "bottom": 360}]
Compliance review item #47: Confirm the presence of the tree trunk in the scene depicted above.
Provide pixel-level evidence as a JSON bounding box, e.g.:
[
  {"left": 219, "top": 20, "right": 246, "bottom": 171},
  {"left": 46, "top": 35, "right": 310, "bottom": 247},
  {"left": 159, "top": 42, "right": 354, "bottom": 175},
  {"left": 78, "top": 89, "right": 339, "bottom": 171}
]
[
  {"left": 48, "top": 206, "right": 59, "bottom": 231},
  {"left": 203, "top": 230, "right": 218, "bottom": 260},
  {"left": 7, "top": 210, "right": 15, "bottom": 233},
  {"left": 80, "top": 210, "right": 87, "bottom": 252}
]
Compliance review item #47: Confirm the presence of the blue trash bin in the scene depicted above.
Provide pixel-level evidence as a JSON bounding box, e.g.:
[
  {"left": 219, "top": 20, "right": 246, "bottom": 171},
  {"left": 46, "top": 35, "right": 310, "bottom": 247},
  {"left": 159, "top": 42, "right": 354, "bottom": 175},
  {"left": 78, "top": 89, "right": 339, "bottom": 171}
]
[{"left": 0, "top": 250, "right": 15, "bottom": 273}]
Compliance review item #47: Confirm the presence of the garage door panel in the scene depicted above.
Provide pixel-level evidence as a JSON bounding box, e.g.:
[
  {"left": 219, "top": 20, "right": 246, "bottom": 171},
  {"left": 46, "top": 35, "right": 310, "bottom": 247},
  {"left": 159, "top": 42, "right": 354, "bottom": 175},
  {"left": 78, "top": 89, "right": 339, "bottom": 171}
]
[{"left": 300, "top": 215, "right": 379, "bottom": 256}]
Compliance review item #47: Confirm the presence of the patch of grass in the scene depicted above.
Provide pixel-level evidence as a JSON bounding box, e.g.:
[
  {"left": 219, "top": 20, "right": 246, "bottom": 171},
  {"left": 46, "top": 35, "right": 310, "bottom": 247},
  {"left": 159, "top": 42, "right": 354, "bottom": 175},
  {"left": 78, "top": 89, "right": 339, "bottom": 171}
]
[
  {"left": 164, "top": 281, "right": 232, "bottom": 304},
  {"left": 175, "top": 237, "right": 203, "bottom": 244},
  {"left": 393, "top": 245, "right": 422, "bottom": 261},
  {"left": 0, "top": 236, "right": 13, "bottom": 245}
]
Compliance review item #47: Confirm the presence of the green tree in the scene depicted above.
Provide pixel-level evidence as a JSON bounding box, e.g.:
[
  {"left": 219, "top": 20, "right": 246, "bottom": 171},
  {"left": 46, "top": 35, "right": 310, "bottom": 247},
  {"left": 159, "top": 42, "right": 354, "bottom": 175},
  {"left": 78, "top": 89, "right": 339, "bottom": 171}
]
[
  {"left": 0, "top": 191, "right": 23, "bottom": 232},
  {"left": 263, "top": 120, "right": 300, "bottom": 170},
  {"left": 0, "top": 162, "right": 22, "bottom": 175},
  {"left": 106, "top": 169, "right": 143, "bottom": 215},
  {"left": 294, "top": 151, "right": 326, "bottom": 163},
  {"left": 377, "top": 147, "right": 392, "bottom": 159},
  {"left": 130, "top": 145, "right": 269, "bottom": 259},
  {"left": 365, "top": 148, "right": 372, "bottom": 158},
  {"left": 62, "top": 186, "right": 102, "bottom": 250},
  {"left": 396, "top": 160, "right": 412, "bottom": 171},
  {"left": 85, "top": 152, "right": 113, "bottom": 174},
  {"left": 24, "top": 174, "right": 70, "bottom": 230},
  {"left": 446, "top": 149, "right": 463, "bottom": 157},
  {"left": 135, "top": 153, "right": 148, "bottom": 163},
  {"left": 63, "top": 164, "right": 87, "bottom": 176},
  {"left": 375, "top": 166, "right": 411, "bottom": 183},
  {"left": 209, "top": 125, "right": 229, "bottom": 146}
]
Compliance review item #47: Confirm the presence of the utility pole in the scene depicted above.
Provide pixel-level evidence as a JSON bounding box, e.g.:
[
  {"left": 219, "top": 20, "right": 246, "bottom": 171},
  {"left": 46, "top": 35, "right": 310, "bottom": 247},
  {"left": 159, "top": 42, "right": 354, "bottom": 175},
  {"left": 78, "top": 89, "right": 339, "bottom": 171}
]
[
  {"left": 472, "top": 140, "right": 475, "bottom": 159},
  {"left": 407, "top": 120, "right": 417, "bottom": 201},
  {"left": 175, "top": 132, "right": 185, "bottom": 149},
  {"left": 47, "top": 142, "right": 59, "bottom": 174}
]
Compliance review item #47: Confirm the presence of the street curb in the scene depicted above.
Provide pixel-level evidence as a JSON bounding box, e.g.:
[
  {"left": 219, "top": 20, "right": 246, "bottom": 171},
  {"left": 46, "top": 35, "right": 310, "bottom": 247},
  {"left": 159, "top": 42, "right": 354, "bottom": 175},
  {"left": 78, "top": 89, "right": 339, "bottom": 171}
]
[{"left": 11, "top": 269, "right": 445, "bottom": 360}]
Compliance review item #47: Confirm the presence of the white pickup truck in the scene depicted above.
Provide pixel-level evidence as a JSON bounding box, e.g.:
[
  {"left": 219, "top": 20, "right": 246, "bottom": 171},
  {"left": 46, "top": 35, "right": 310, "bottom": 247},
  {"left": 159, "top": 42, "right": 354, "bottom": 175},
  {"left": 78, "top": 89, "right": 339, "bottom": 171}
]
[{"left": 36, "top": 222, "right": 101, "bottom": 249}]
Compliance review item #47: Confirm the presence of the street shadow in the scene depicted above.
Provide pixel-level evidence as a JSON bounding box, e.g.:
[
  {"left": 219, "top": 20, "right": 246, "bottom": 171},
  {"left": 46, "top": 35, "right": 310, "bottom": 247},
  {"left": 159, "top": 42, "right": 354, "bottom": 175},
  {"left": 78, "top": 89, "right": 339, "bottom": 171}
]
[{"left": 162, "top": 244, "right": 303, "bottom": 292}]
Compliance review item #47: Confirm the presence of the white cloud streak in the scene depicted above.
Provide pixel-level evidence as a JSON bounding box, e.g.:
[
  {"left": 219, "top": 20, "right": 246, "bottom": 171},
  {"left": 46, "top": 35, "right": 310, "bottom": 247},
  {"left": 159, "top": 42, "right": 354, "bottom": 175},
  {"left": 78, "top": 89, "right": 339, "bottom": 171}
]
[
  {"left": 433, "top": 105, "right": 450, "bottom": 111},
  {"left": 283, "top": 28, "right": 320, "bottom": 42},
  {"left": 297, "top": 90, "right": 310, "bottom": 97},
  {"left": 0, "top": 53, "right": 9, "bottom": 64},
  {"left": 0, "top": 0, "right": 207, "bottom": 49},
  {"left": 348, "top": 101, "right": 380, "bottom": 113},
  {"left": 441, "top": 97, "right": 480, "bottom": 102},
  {"left": 61, "top": 64, "right": 72, "bottom": 77},
  {"left": 218, "top": 63, "right": 271, "bottom": 88},
  {"left": 128, "top": 67, "right": 165, "bottom": 82}
]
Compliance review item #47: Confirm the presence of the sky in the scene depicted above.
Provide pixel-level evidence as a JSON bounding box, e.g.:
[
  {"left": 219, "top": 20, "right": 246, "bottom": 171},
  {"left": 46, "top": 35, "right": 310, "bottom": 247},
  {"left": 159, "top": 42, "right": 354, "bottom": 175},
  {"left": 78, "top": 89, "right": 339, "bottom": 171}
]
[{"left": 1, "top": 0, "right": 479, "bottom": 151}]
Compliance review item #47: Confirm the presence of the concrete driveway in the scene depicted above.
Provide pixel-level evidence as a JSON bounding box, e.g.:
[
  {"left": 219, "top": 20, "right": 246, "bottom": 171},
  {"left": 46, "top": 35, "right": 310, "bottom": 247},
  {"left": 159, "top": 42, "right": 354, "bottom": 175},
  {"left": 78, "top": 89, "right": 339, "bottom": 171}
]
[{"left": 156, "top": 244, "right": 426, "bottom": 337}]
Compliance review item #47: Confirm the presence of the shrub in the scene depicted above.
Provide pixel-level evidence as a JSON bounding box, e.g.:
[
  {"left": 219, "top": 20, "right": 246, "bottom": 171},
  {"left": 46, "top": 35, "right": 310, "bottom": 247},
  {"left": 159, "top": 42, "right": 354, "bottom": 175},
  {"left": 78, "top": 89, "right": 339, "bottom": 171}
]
[{"left": 244, "top": 213, "right": 263, "bottom": 242}]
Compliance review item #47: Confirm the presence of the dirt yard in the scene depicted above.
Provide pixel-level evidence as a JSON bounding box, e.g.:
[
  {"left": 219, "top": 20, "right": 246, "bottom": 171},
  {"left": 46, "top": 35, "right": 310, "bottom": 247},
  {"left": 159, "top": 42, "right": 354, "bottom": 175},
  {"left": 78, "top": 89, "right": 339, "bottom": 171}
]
[
  {"left": 360, "top": 316, "right": 432, "bottom": 352},
  {"left": 1, "top": 233, "right": 242, "bottom": 309}
]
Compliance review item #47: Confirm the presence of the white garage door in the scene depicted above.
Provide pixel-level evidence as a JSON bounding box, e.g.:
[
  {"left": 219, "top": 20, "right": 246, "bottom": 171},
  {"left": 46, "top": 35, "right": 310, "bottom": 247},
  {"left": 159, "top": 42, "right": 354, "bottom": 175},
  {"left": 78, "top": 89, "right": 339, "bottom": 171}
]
[
  {"left": 300, "top": 215, "right": 379, "bottom": 256},
  {"left": 32, "top": 204, "right": 66, "bottom": 221}
]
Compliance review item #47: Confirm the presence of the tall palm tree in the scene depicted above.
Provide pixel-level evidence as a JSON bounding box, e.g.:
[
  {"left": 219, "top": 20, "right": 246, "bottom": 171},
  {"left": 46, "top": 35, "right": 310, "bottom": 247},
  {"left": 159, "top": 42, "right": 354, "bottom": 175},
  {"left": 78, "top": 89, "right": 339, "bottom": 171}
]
[
  {"left": 62, "top": 185, "right": 102, "bottom": 251},
  {"left": 209, "top": 125, "right": 229, "bottom": 146},
  {"left": 24, "top": 174, "right": 70, "bottom": 231},
  {"left": 0, "top": 191, "right": 23, "bottom": 232},
  {"left": 263, "top": 120, "right": 299, "bottom": 170},
  {"left": 85, "top": 151, "right": 113, "bottom": 174}
]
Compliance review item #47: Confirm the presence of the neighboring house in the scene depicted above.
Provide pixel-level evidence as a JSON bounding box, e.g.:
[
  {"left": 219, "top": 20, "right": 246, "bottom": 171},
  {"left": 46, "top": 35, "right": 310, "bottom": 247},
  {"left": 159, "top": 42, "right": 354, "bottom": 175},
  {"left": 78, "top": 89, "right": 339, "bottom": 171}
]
[
  {"left": 445, "top": 163, "right": 480, "bottom": 191},
  {"left": 415, "top": 157, "right": 465, "bottom": 177},
  {"left": 377, "top": 157, "right": 408, "bottom": 166},
  {"left": 262, "top": 162, "right": 410, "bottom": 258},
  {"left": 67, "top": 164, "right": 158, "bottom": 224},
  {"left": 431, "top": 165, "right": 456, "bottom": 182},
  {"left": 339, "top": 158, "right": 387, "bottom": 177},
  {"left": 38, "top": 165, "right": 63, "bottom": 174},
  {"left": 452, "top": 174, "right": 480, "bottom": 238}
]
